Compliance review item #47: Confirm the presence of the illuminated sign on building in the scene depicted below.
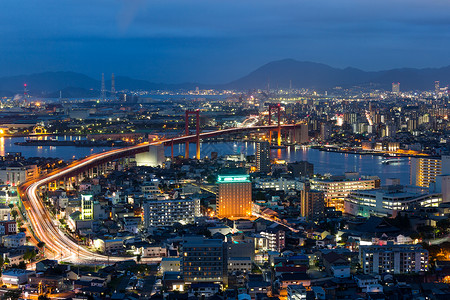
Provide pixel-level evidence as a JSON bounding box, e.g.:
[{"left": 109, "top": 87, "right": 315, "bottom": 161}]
[{"left": 217, "top": 175, "right": 250, "bottom": 183}]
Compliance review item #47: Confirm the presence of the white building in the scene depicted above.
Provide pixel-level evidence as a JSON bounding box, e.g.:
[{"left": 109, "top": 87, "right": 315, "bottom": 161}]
[
  {"left": 143, "top": 198, "right": 200, "bottom": 227},
  {"left": 345, "top": 185, "right": 442, "bottom": 217},
  {"left": 1, "top": 269, "right": 35, "bottom": 285},
  {"left": 360, "top": 244, "right": 428, "bottom": 274},
  {"left": 135, "top": 145, "right": 165, "bottom": 167},
  {"left": 287, "top": 285, "right": 307, "bottom": 300},
  {"left": 255, "top": 178, "right": 303, "bottom": 192}
]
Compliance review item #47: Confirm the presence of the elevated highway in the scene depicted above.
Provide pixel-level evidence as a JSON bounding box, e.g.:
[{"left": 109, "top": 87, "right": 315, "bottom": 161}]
[{"left": 19, "top": 124, "right": 299, "bottom": 264}]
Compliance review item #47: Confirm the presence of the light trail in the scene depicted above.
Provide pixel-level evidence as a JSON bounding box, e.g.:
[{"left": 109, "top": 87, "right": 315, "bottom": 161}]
[{"left": 20, "top": 125, "right": 298, "bottom": 263}]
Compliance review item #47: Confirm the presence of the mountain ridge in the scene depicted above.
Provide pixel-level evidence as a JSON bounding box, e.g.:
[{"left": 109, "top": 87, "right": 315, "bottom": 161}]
[{"left": 0, "top": 59, "right": 449, "bottom": 97}]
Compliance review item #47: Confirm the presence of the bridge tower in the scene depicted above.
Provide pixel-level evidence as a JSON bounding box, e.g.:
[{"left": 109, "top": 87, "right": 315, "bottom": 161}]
[
  {"left": 268, "top": 104, "right": 282, "bottom": 146},
  {"left": 185, "top": 110, "right": 200, "bottom": 160}
]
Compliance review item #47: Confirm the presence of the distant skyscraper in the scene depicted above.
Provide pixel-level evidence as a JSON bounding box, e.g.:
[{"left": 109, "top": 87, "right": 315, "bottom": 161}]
[
  {"left": 216, "top": 174, "right": 252, "bottom": 219},
  {"left": 101, "top": 73, "right": 106, "bottom": 100},
  {"left": 256, "top": 142, "right": 270, "bottom": 173},
  {"left": 392, "top": 82, "right": 400, "bottom": 94},
  {"left": 435, "top": 81, "right": 440, "bottom": 95},
  {"left": 111, "top": 73, "right": 116, "bottom": 95}
]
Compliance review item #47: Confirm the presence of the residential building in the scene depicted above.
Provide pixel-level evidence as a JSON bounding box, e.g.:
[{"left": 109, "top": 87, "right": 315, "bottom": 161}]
[
  {"left": 360, "top": 243, "right": 428, "bottom": 274},
  {"left": 256, "top": 142, "right": 270, "bottom": 173},
  {"left": 143, "top": 198, "right": 200, "bottom": 227},
  {"left": 260, "top": 227, "right": 285, "bottom": 252},
  {"left": 160, "top": 257, "right": 181, "bottom": 274},
  {"left": 2, "top": 232, "right": 26, "bottom": 248},
  {"left": 1, "top": 269, "right": 35, "bottom": 285},
  {"left": 410, "top": 156, "right": 450, "bottom": 188},
  {"left": 300, "top": 185, "right": 325, "bottom": 220},
  {"left": 287, "top": 284, "right": 307, "bottom": 300},
  {"left": 216, "top": 174, "right": 252, "bottom": 219},
  {"left": 182, "top": 237, "right": 224, "bottom": 283},
  {"left": 228, "top": 257, "right": 252, "bottom": 273}
]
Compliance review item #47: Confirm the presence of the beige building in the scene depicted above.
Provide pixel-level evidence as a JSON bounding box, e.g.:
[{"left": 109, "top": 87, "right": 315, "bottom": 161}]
[
  {"left": 310, "top": 172, "right": 380, "bottom": 211},
  {"left": 410, "top": 156, "right": 450, "bottom": 188}
]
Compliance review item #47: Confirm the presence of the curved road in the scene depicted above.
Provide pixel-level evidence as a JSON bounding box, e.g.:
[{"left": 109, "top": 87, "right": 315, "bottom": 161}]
[{"left": 20, "top": 125, "right": 298, "bottom": 263}]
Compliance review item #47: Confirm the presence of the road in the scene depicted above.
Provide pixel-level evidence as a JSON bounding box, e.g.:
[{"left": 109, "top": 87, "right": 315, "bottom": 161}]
[{"left": 20, "top": 125, "right": 298, "bottom": 263}]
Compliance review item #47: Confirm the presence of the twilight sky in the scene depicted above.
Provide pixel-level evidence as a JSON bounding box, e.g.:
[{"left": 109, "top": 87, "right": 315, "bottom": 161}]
[{"left": 1, "top": 0, "right": 450, "bottom": 83}]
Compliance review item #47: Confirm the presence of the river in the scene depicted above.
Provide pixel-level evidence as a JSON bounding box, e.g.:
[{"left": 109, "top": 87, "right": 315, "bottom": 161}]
[{"left": 0, "top": 137, "right": 411, "bottom": 185}]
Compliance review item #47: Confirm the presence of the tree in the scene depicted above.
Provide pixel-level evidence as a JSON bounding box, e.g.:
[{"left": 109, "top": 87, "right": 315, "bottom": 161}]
[
  {"left": 11, "top": 209, "right": 18, "bottom": 220},
  {"left": 37, "top": 242, "right": 46, "bottom": 249},
  {"left": 8, "top": 204, "right": 13, "bottom": 209},
  {"left": 38, "top": 294, "right": 50, "bottom": 300},
  {"left": 136, "top": 254, "right": 142, "bottom": 264}
]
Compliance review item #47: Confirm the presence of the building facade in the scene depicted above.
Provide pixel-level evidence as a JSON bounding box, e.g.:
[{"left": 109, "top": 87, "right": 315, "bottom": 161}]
[
  {"left": 256, "top": 142, "right": 270, "bottom": 173},
  {"left": 360, "top": 244, "right": 428, "bottom": 274},
  {"left": 182, "top": 237, "right": 224, "bottom": 283},
  {"left": 143, "top": 198, "right": 200, "bottom": 227},
  {"left": 216, "top": 174, "right": 252, "bottom": 219}
]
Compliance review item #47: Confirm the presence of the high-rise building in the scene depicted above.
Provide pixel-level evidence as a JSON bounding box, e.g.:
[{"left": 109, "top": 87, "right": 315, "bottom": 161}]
[
  {"left": 216, "top": 174, "right": 252, "bottom": 219},
  {"left": 410, "top": 156, "right": 450, "bottom": 188},
  {"left": 182, "top": 237, "right": 224, "bottom": 283},
  {"left": 256, "top": 142, "right": 270, "bottom": 173},
  {"left": 360, "top": 244, "right": 428, "bottom": 274},
  {"left": 143, "top": 198, "right": 200, "bottom": 227},
  {"left": 81, "top": 194, "right": 94, "bottom": 220},
  {"left": 435, "top": 81, "right": 440, "bottom": 94},
  {"left": 289, "top": 124, "right": 309, "bottom": 144},
  {"left": 392, "top": 82, "right": 400, "bottom": 94},
  {"left": 300, "top": 185, "right": 325, "bottom": 221}
]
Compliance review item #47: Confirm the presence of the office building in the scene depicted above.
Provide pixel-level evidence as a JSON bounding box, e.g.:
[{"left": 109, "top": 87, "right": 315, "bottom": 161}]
[
  {"left": 360, "top": 244, "right": 428, "bottom": 274},
  {"left": 135, "top": 144, "right": 165, "bottom": 167},
  {"left": 300, "top": 186, "right": 325, "bottom": 221},
  {"left": 392, "top": 82, "right": 400, "bottom": 94},
  {"left": 256, "top": 142, "right": 270, "bottom": 173},
  {"left": 310, "top": 173, "right": 380, "bottom": 211},
  {"left": 435, "top": 81, "right": 440, "bottom": 94},
  {"left": 410, "top": 156, "right": 450, "bottom": 188},
  {"left": 143, "top": 198, "right": 200, "bottom": 227},
  {"left": 344, "top": 185, "right": 442, "bottom": 217},
  {"left": 216, "top": 174, "right": 252, "bottom": 219},
  {"left": 182, "top": 237, "right": 224, "bottom": 283}
]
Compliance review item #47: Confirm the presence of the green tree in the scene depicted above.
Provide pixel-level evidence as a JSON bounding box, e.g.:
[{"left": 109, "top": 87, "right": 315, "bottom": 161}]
[{"left": 10, "top": 209, "right": 18, "bottom": 220}]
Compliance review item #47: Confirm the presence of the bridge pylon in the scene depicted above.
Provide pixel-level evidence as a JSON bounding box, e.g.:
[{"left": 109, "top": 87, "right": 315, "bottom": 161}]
[{"left": 185, "top": 110, "right": 200, "bottom": 159}]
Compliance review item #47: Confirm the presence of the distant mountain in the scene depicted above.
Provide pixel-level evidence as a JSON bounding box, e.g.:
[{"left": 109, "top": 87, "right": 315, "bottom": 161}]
[
  {"left": 0, "top": 72, "right": 203, "bottom": 97},
  {"left": 0, "top": 60, "right": 449, "bottom": 96},
  {"left": 224, "top": 59, "right": 450, "bottom": 91}
]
